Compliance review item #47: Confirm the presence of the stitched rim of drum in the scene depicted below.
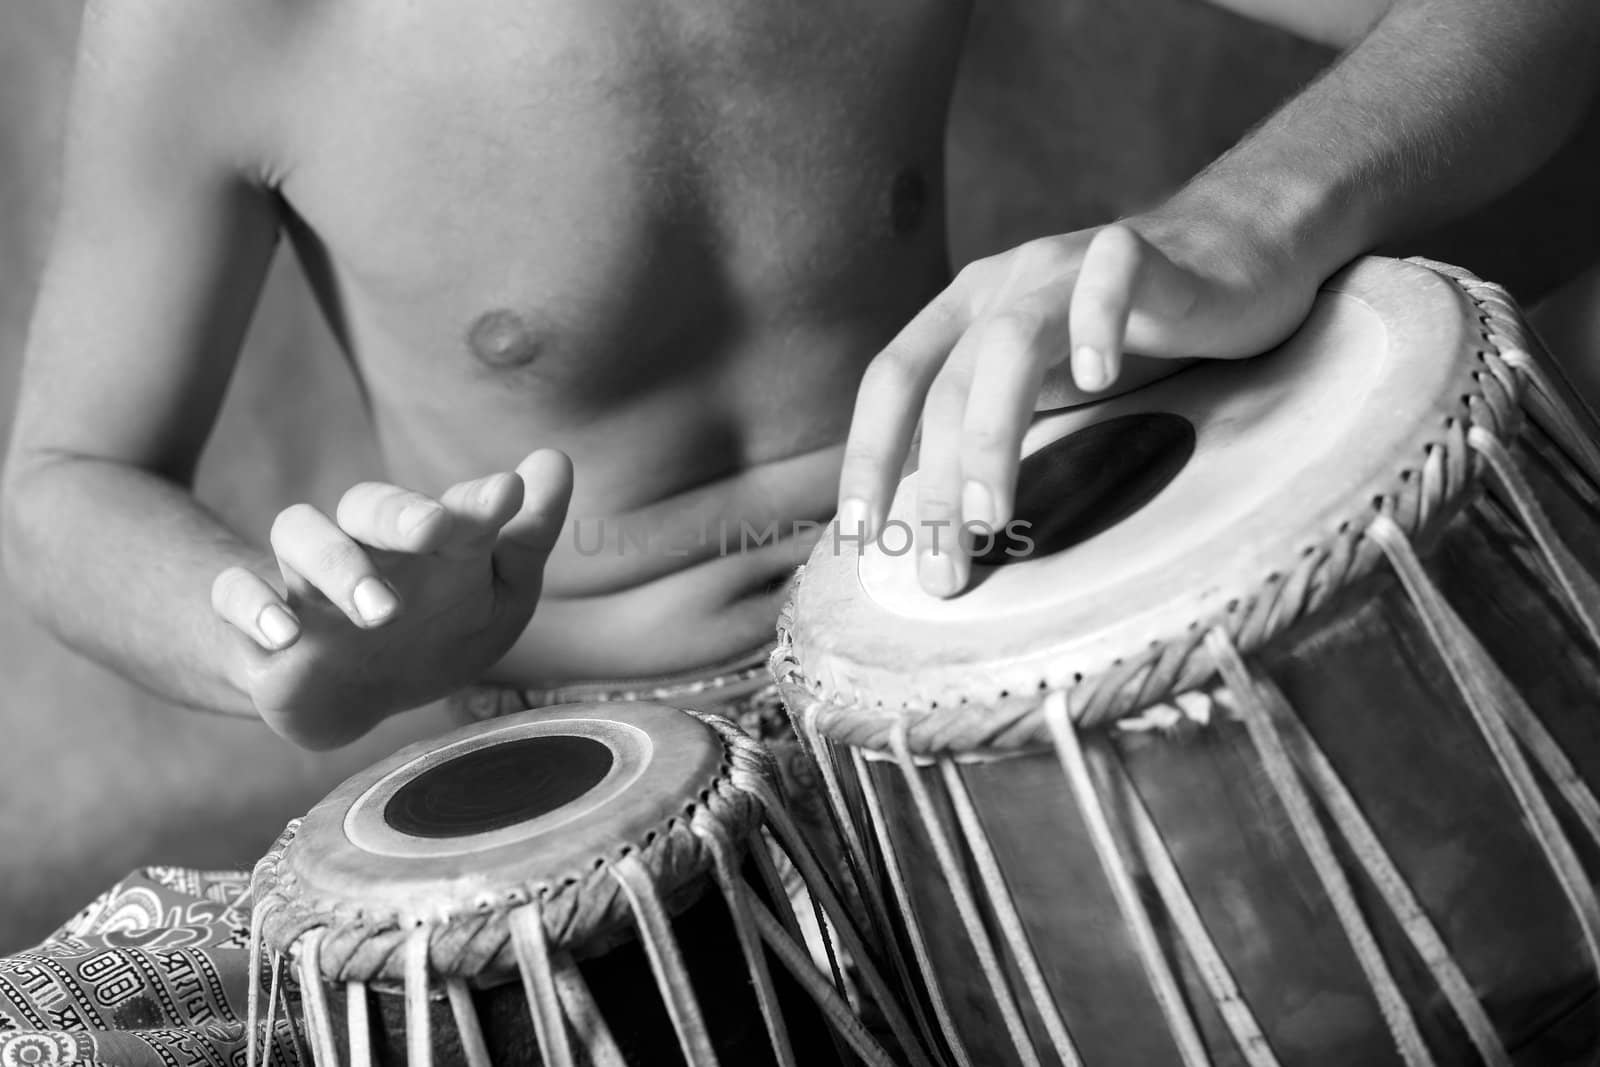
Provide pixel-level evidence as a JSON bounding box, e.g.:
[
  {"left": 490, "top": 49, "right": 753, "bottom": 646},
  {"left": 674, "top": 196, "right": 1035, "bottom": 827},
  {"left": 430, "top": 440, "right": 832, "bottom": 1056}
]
[
  {"left": 250, "top": 711, "right": 774, "bottom": 983},
  {"left": 772, "top": 258, "right": 1532, "bottom": 752}
]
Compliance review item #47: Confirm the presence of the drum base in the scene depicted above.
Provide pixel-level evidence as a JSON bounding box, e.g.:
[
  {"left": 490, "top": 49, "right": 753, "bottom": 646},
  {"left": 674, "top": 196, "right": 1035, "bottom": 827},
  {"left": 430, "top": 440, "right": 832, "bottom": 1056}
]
[
  {"left": 832, "top": 459, "right": 1600, "bottom": 1067},
  {"left": 315, "top": 867, "right": 848, "bottom": 1067}
]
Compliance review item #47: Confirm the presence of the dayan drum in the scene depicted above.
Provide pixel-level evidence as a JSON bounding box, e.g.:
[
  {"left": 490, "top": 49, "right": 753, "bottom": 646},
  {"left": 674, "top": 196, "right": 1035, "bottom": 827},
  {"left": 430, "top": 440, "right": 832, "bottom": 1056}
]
[
  {"left": 774, "top": 257, "right": 1600, "bottom": 1067},
  {"left": 244, "top": 702, "right": 929, "bottom": 1067}
]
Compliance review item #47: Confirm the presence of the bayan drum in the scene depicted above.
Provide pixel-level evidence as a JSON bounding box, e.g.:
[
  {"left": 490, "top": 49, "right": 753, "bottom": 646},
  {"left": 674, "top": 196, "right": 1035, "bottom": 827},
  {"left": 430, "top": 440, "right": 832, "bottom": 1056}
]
[
  {"left": 245, "top": 702, "right": 927, "bottom": 1067},
  {"left": 775, "top": 258, "right": 1600, "bottom": 1066}
]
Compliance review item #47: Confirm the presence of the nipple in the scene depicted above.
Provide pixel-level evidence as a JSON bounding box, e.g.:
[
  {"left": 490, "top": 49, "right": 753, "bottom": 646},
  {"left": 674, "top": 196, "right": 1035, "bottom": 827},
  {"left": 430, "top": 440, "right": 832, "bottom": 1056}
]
[{"left": 468, "top": 309, "right": 545, "bottom": 369}]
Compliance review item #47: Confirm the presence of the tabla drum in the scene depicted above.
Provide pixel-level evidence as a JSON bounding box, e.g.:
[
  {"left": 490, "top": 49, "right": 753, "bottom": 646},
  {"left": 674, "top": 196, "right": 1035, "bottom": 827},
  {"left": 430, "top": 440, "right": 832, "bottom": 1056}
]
[
  {"left": 773, "top": 257, "right": 1600, "bottom": 1067},
  {"left": 244, "top": 702, "right": 930, "bottom": 1067}
]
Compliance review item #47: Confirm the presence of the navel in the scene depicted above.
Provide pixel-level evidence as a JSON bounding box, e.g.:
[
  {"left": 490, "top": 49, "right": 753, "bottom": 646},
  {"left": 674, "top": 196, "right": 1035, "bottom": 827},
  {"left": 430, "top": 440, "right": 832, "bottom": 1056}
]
[
  {"left": 888, "top": 167, "right": 928, "bottom": 237},
  {"left": 467, "top": 309, "right": 545, "bottom": 369}
]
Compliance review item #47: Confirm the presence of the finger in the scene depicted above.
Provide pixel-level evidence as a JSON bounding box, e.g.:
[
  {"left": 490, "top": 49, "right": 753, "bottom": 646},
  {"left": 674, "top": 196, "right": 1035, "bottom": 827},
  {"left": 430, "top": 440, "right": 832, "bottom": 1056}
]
[
  {"left": 436, "top": 471, "right": 525, "bottom": 558},
  {"left": 211, "top": 566, "right": 300, "bottom": 651},
  {"left": 837, "top": 278, "right": 973, "bottom": 539},
  {"left": 270, "top": 503, "right": 400, "bottom": 627},
  {"left": 335, "top": 482, "right": 451, "bottom": 553},
  {"left": 493, "top": 449, "right": 575, "bottom": 591},
  {"left": 956, "top": 302, "right": 1061, "bottom": 533},
  {"left": 1069, "top": 224, "right": 1200, "bottom": 392},
  {"left": 914, "top": 343, "right": 976, "bottom": 598}
]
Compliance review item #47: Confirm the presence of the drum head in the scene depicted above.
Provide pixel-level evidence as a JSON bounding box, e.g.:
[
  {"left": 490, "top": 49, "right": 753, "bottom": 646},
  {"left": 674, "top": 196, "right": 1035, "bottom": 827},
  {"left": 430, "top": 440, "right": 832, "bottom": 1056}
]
[
  {"left": 278, "top": 703, "right": 727, "bottom": 918},
  {"left": 787, "top": 258, "right": 1508, "bottom": 726}
]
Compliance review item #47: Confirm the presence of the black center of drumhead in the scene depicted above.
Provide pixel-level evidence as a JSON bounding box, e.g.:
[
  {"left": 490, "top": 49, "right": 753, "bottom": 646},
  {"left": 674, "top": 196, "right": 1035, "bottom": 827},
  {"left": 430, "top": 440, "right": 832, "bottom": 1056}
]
[
  {"left": 383, "top": 736, "right": 615, "bottom": 839},
  {"left": 975, "top": 412, "right": 1194, "bottom": 566}
]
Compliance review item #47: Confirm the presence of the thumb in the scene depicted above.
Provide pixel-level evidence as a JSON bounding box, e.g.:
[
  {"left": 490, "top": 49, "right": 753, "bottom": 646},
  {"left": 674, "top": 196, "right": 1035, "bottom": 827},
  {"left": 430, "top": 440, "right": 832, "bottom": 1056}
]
[
  {"left": 491, "top": 448, "right": 574, "bottom": 592},
  {"left": 1067, "top": 223, "right": 1203, "bottom": 392}
]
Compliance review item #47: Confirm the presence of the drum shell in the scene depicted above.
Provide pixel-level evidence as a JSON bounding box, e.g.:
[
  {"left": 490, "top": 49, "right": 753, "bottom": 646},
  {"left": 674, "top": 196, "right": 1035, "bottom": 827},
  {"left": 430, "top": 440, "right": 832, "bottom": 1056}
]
[
  {"left": 313, "top": 861, "right": 845, "bottom": 1067},
  {"left": 826, "top": 424, "right": 1600, "bottom": 1067}
]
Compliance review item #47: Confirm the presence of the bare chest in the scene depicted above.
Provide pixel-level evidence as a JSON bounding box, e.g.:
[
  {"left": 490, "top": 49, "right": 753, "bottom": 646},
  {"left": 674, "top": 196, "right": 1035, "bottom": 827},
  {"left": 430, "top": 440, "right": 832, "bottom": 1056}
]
[{"left": 270, "top": 0, "right": 968, "bottom": 405}]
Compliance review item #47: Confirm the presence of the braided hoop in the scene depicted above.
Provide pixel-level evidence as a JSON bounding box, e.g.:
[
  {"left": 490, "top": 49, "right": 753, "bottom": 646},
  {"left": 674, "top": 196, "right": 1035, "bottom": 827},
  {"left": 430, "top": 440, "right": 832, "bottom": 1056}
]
[
  {"left": 774, "top": 256, "right": 1531, "bottom": 752},
  {"left": 252, "top": 708, "right": 767, "bottom": 985}
]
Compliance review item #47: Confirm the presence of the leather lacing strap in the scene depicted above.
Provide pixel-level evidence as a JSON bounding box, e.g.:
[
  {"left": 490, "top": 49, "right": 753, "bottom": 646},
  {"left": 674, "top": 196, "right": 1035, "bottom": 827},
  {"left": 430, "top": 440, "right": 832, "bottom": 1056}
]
[
  {"left": 786, "top": 686, "right": 887, "bottom": 941},
  {"left": 1500, "top": 347, "right": 1600, "bottom": 487},
  {"left": 741, "top": 772, "right": 932, "bottom": 1067},
  {"left": 298, "top": 928, "right": 342, "bottom": 1067},
  {"left": 936, "top": 757, "right": 1083, "bottom": 1066},
  {"left": 743, "top": 894, "right": 902, "bottom": 1067},
  {"left": 1207, "top": 630, "right": 1438, "bottom": 1067},
  {"left": 1043, "top": 694, "right": 1213, "bottom": 1067},
  {"left": 749, "top": 796, "right": 846, "bottom": 998},
  {"left": 267, "top": 952, "right": 296, "bottom": 1067},
  {"left": 402, "top": 927, "right": 433, "bottom": 1067},
  {"left": 1367, "top": 513, "right": 1600, "bottom": 989},
  {"left": 444, "top": 980, "right": 490, "bottom": 1067},
  {"left": 611, "top": 853, "right": 719, "bottom": 1067},
  {"left": 886, "top": 722, "right": 1043, "bottom": 1067},
  {"left": 251, "top": 949, "right": 307, "bottom": 1067},
  {"left": 1096, "top": 756, "right": 1280, "bottom": 1067},
  {"left": 1471, "top": 426, "right": 1600, "bottom": 650},
  {"left": 246, "top": 885, "right": 267, "bottom": 1067},
  {"left": 696, "top": 813, "right": 797, "bottom": 1067},
  {"left": 795, "top": 694, "right": 954, "bottom": 1066},
  {"left": 851, "top": 746, "right": 976, "bottom": 1067},
  {"left": 509, "top": 899, "right": 576, "bottom": 1067},
  {"left": 1244, "top": 673, "right": 1511, "bottom": 1067},
  {"left": 1428, "top": 256, "right": 1600, "bottom": 485},
  {"left": 698, "top": 777, "right": 903, "bottom": 1067},
  {"left": 346, "top": 981, "right": 373, "bottom": 1067},
  {"left": 553, "top": 955, "right": 626, "bottom": 1067},
  {"left": 748, "top": 835, "right": 805, "bottom": 945},
  {"left": 245, "top": 895, "right": 302, "bottom": 1067}
]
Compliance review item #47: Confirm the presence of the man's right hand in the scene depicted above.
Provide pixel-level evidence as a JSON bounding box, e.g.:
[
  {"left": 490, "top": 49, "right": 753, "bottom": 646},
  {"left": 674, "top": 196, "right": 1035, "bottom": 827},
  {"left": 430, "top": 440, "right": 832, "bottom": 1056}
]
[{"left": 209, "top": 449, "right": 573, "bottom": 749}]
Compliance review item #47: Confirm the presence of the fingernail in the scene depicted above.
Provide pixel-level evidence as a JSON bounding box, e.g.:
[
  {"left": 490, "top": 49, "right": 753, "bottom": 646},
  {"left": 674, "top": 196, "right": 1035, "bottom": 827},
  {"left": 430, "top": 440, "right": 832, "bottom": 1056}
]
[
  {"left": 353, "top": 577, "right": 399, "bottom": 624},
  {"left": 1074, "top": 345, "right": 1108, "bottom": 391},
  {"left": 918, "top": 550, "right": 960, "bottom": 597},
  {"left": 399, "top": 501, "right": 442, "bottom": 536},
  {"left": 962, "top": 481, "right": 996, "bottom": 529},
  {"left": 837, "top": 497, "right": 872, "bottom": 539},
  {"left": 257, "top": 605, "right": 299, "bottom": 648}
]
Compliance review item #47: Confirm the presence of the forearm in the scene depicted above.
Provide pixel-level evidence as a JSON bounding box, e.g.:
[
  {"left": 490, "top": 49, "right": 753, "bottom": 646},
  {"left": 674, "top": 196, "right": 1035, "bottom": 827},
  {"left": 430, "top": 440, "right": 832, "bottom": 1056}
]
[
  {"left": 3, "top": 453, "right": 267, "bottom": 717},
  {"left": 1163, "top": 0, "right": 1600, "bottom": 279}
]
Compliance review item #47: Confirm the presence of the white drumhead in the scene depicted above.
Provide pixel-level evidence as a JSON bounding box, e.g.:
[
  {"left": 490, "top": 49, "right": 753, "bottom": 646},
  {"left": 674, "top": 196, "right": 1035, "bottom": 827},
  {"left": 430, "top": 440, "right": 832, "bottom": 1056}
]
[
  {"left": 788, "top": 258, "right": 1489, "bottom": 711},
  {"left": 858, "top": 289, "right": 1388, "bottom": 621}
]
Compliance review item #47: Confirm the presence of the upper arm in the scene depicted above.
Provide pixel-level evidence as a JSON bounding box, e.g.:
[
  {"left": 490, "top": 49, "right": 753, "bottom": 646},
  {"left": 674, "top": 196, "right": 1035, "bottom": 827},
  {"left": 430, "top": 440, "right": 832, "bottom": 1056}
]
[{"left": 9, "top": 0, "right": 285, "bottom": 487}]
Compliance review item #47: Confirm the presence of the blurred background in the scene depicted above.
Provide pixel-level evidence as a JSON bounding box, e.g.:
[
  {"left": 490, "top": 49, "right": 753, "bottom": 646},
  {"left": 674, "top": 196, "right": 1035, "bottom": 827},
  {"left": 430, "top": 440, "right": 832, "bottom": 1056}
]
[{"left": 1, "top": 0, "right": 1595, "bottom": 950}]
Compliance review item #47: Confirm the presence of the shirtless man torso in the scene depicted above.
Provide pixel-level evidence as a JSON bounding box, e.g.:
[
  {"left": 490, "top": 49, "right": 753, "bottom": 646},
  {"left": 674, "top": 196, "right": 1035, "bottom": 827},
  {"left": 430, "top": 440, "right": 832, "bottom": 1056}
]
[
  {"left": 8, "top": 0, "right": 967, "bottom": 742},
  {"left": 258, "top": 0, "right": 967, "bottom": 676},
  {"left": 6, "top": 0, "right": 1598, "bottom": 749}
]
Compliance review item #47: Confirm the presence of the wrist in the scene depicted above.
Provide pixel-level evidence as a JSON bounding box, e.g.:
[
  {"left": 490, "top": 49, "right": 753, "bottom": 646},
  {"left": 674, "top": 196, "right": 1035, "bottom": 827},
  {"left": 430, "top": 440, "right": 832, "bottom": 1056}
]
[{"left": 1146, "top": 164, "right": 1370, "bottom": 291}]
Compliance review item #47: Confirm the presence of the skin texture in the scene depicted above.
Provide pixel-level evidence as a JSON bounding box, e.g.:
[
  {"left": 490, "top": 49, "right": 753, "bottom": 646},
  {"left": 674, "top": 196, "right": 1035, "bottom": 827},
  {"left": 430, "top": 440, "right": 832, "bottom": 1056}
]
[{"left": 3, "top": 0, "right": 1598, "bottom": 747}]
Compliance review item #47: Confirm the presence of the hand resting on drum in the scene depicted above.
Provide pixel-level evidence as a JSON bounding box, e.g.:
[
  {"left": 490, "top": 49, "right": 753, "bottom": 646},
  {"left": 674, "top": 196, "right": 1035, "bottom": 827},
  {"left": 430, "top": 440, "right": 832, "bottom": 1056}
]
[
  {"left": 838, "top": 209, "right": 1322, "bottom": 599},
  {"left": 208, "top": 449, "right": 573, "bottom": 750},
  {"left": 837, "top": 0, "right": 1600, "bottom": 601}
]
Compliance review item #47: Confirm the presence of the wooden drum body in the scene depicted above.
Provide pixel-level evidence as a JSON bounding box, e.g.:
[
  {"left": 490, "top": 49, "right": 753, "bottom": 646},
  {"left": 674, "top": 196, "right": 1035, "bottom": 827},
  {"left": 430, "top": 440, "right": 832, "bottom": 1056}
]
[
  {"left": 777, "top": 259, "right": 1600, "bottom": 1067},
  {"left": 246, "top": 703, "right": 926, "bottom": 1067}
]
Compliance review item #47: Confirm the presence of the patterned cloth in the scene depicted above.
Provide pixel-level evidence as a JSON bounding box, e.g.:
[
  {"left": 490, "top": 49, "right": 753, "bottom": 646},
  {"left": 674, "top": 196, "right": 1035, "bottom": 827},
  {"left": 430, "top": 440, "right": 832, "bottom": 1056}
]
[
  {"left": 0, "top": 867, "right": 277, "bottom": 1066},
  {"left": 0, "top": 645, "right": 837, "bottom": 1067}
]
